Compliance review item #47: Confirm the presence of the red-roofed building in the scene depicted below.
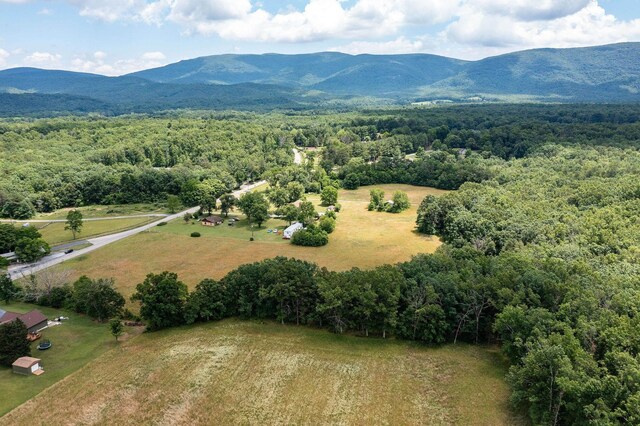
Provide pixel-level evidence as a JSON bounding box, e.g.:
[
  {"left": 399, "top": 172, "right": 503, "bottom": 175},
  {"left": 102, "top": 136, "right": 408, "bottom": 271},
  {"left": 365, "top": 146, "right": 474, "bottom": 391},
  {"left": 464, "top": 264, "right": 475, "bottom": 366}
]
[{"left": 0, "top": 309, "right": 48, "bottom": 333}]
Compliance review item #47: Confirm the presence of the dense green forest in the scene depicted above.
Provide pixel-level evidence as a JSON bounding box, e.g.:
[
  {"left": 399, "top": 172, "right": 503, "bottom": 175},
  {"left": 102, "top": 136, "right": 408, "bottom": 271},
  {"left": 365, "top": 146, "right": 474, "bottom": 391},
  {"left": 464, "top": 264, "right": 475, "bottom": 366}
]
[
  {"left": 0, "top": 117, "right": 293, "bottom": 218},
  {"left": 4, "top": 104, "right": 640, "bottom": 219},
  {"left": 3, "top": 104, "right": 640, "bottom": 424}
]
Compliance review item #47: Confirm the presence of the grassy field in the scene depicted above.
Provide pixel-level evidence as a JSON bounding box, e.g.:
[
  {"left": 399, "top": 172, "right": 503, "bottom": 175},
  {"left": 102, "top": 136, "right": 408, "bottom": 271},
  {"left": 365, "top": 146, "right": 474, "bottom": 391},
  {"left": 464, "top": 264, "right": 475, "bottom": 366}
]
[
  {"left": 0, "top": 319, "right": 525, "bottom": 425},
  {"left": 35, "top": 217, "right": 157, "bottom": 245},
  {"left": 54, "top": 184, "right": 445, "bottom": 299},
  {"left": 0, "top": 303, "right": 132, "bottom": 416},
  {"left": 32, "top": 203, "right": 172, "bottom": 220}
]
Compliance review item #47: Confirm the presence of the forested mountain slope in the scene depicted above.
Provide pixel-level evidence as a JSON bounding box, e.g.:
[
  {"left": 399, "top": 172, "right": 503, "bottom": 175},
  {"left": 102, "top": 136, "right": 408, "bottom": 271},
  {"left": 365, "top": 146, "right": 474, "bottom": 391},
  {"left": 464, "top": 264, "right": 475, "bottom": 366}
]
[{"left": 0, "top": 43, "right": 638, "bottom": 114}]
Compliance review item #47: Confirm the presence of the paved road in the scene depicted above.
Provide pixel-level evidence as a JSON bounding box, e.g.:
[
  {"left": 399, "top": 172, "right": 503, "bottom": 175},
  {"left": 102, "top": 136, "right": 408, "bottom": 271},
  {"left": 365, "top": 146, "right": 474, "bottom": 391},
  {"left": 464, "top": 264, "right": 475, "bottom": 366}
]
[
  {"left": 0, "top": 213, "right": 169, "bottom": 224},
  {"left": 7, "top": 181, "right": 267, "bottom": 280}
]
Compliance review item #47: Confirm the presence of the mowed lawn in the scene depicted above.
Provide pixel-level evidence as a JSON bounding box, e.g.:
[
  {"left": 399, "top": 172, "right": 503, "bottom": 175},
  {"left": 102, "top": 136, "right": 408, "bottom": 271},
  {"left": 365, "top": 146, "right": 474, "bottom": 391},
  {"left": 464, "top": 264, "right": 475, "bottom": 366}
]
[
  {"left": 35, "top": 217, "right": 157, "bottom": 245},
  {"left": 32, "top": 203, "right": 171, "bottom": 220},
  {"left": 0, "top": 303, "right": 125, "bottom": 416},
  {"left": 54, "top": 184, "right": 446, "bottom": 298},
  {"left": 0, "top": 320, "right": 526, "bottom": 425}
]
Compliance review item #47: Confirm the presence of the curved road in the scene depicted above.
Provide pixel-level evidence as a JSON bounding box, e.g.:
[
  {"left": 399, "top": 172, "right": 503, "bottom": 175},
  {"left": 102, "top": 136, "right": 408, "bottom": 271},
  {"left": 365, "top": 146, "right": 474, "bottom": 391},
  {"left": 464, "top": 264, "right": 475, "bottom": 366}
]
[
  {"left": 7, "top": 180, "right": 267, "bottom": 280},
  {"left": 8, "top": 148, "right": 301, "bottom": 280}
]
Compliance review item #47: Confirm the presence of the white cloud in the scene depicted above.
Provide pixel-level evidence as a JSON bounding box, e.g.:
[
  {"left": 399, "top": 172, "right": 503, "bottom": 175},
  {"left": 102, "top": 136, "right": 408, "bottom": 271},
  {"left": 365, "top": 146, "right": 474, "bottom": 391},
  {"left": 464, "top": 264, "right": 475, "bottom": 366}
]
[
  {"left": 70, "top": 51, "right": 168, "bottom": 75},
  {"left": 445, "top": 2, "right": 640, "bottom": 56},
  {"left": 24, "top": 51, "right": 62, "bottom": 67},
  {"left": 468, "top": 0, "right": 591, "bottom": 21},
  {"left": 164, "top": 0, "right": 460, "bottom": 42},
  {"left": 37, "top": 8, "right": 53, "bottom": 15},
  {"left": 68, "top": 0, "right": 148, "bottom": 22},
  {"left": 0, "top": 48, "right": 9, "bottom": 67},
  {"left": 3, "top": 0, "right": 640, "bottom": 63},
  {"left": 141, "top": 51, "right": 166, "bottom": 60},
  {"left": 330, "top": 36, "right": 426, "bottom": 55}
]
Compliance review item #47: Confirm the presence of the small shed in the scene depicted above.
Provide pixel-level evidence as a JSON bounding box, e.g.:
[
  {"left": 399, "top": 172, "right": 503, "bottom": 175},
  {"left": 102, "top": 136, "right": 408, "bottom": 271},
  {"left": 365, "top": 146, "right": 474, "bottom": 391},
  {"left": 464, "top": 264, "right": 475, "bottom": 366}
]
[
  {"left": 12, "top": 356, "right": 43, "bottom": 375},
  {"left": 201, "top": 215, "right": 224, "bottom": 226},
  {"left": 283, "top": 222, "right": 304, "bottom": 239}
]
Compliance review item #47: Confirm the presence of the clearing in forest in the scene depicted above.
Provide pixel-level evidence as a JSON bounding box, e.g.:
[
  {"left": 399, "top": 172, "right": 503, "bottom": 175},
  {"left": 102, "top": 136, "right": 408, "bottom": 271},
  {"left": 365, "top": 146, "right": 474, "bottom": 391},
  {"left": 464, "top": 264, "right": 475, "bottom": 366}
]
[{"left": 55, "top": 184, "right": 445, "bottom": 298}]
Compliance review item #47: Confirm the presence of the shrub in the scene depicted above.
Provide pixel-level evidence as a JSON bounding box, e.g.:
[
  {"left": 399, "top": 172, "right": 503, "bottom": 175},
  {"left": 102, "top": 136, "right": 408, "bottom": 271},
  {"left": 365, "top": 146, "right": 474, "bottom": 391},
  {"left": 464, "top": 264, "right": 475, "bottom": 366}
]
[
  {"left": 291, "top": 227, "right": 329, "bottom": 246},
  {"left": 343, "top": 173, "right": 360, "bottom": 190},
  {"left": 190, "top": 232, "right": 201, "bottom": 237},
  {"left": 319, "top": 216, "right": 336, "bottom": 234}
]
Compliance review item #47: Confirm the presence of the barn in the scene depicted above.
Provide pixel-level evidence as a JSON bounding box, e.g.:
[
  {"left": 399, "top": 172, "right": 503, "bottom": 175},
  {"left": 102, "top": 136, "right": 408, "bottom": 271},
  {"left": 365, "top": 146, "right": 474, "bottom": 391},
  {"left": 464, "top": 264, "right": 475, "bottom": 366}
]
[{"left": 12, "top": 357, "right": 43, "bottom": 375}]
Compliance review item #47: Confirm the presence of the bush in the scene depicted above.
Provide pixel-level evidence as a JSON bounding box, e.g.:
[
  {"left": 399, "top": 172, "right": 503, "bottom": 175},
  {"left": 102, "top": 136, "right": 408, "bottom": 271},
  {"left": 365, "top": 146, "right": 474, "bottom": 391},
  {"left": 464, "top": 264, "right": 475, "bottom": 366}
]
[
  {"left": 291, "top": 227, "right": 329, "bottom": 246},
  {"left": 156, "top": 222, "right": 167, "bottom": 227},
  {"left": 343, "top": 173, "right": 360, "bottom": 190},
  {"left": 318, "top": 216, "right": 336, "bottom": 234},
  {"left": 190, "top": 232, "right": 201, "bottom": 237}
]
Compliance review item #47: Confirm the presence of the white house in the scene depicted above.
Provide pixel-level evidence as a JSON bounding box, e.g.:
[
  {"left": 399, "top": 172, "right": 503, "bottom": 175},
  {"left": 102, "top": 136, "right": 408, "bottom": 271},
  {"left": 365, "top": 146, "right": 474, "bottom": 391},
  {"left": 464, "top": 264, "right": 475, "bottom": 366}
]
[{"left": 283, "top": 222, "right": 304, "bottom": 239}]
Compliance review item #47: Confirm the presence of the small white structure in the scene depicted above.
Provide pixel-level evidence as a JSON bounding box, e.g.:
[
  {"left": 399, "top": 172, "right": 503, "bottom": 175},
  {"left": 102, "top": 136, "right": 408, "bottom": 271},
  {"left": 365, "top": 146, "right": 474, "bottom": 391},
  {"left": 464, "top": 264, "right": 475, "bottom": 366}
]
[{"left": 283, "top": 222, "right": 303, "bottom": 240}]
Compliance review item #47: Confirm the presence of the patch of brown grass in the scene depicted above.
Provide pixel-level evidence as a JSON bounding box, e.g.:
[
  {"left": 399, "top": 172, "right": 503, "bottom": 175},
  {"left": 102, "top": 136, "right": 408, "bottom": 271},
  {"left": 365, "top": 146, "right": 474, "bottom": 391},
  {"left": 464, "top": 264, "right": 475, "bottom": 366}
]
[
  {"left": 55, "top": 185, "right": 445, "bottom": 299},
  {"left": 0, "top": 320, "right": 525, "bottom": 425}
]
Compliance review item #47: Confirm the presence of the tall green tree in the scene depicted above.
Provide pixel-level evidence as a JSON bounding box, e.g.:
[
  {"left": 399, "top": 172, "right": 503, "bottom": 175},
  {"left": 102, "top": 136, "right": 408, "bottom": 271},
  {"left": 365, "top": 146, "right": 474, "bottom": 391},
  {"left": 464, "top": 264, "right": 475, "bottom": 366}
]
[
  {"left": 110, "top": 319, "right": 124, "bottom": 341},
  {"left": 389, "top": 190, "right": 410, "bottom": 213},
  {"left": 238, "top": 192, "right": 269, "bottom": 227},
  {"left": 166, "top": 194, "right": 181, "bottom": 214},
  {"left": 0, "top": 319, "right": 30, "bottom": 366},
  {"left": 65, "top": 209, "right": 83, "bottom": 240},
  {"left": 15, "top": 237, "right": 50, "bottom": 263},
  {"left": 368, "top": 189, "right": 385, "bottom": 211},
  {"left": 297, "top": 201, "right": 317, "bottom": 226},
  {"left": 219, "top": 194, "right": 237, "bottom": 217},
  {"left": 320, "top": 186, "right": 338, "bottom": 206},
  {"left": 131, "top": 272, "right": 189, "bottom": 330},
  {"left": 0, "top": 274, "right": 20, "bottom": 304},
  {"left": 72, "top": 276, "right": 125, "bottom": 321}
]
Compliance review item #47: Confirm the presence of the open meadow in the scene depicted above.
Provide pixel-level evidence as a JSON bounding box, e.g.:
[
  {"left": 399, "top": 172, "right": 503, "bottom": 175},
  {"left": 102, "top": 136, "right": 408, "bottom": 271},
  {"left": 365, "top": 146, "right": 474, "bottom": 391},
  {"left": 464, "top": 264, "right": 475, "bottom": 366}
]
[
  {"left": 0, "top": 319, "right": 525, "bottom": 425},
  {"left": 31, "top": 203, "right": 172, "bottom": 220},
  {"left": 0, "top": 303, "right": 128, "bottom": 416},
  {"left": 34, "top": 217, "right": 157, "bottom": 245},
  {"left": 53, "top": 185, "right": 445, "bottom": 298}
]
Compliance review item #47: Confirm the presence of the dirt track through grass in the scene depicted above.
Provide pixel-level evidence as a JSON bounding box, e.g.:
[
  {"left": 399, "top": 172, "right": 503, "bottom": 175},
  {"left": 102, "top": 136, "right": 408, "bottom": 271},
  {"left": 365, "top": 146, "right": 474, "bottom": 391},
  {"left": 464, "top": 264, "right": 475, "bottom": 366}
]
[{"left": 1, "top": 320, "right": 525, "bottom": 425}]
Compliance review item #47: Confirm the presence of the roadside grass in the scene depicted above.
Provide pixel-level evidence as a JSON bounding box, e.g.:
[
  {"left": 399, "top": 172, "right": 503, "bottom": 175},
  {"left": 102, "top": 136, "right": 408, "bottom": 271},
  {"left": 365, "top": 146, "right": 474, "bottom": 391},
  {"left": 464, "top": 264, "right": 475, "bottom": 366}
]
[
  {"left": 53, "top": 184, "right": 446, "bottom": 300},
  {"left": 0, "top": 319, "right": 526, "bottom": 425},
  {"left": 36, "top": 217, "right": 158, "bottom": 245},
  {"left": 0, "top": 302, "right": 128, "bottom": 417},
  {"left": 31, "top": 203, "right": 172, "bottom": 220}
]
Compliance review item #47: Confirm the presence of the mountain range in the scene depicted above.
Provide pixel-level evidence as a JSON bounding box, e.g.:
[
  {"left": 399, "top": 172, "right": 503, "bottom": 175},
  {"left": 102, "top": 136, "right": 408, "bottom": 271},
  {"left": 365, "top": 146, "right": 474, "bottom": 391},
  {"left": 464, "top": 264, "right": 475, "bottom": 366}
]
[{"left": 0, "top": 43, "right": 638, "bottom": 115}]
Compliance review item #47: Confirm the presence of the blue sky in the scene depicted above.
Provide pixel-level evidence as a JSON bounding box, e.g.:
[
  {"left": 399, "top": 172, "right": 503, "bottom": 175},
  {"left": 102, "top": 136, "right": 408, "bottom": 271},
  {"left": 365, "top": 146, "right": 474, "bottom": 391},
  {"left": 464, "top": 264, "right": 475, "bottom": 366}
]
[{"left": 0, "top": 0, "right": 639, "bottom": 75}]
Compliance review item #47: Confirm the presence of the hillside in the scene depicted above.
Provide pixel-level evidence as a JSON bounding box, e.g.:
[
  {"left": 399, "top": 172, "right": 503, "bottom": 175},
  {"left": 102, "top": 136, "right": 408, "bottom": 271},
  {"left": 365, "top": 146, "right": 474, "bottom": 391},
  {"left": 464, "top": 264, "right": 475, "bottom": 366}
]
[
  {"left": 0, "top": 68, "right": 307, "bottom": 113},
  {"left": 0, "top": 43, "right": 638, "bottom": 115}
]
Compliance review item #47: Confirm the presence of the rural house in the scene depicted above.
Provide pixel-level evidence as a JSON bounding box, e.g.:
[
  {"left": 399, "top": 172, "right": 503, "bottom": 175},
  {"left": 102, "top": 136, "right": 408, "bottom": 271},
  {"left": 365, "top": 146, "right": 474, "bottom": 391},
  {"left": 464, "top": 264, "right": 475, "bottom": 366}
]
[
  {"left": 201, "top": 215, "right": 224, "bottom": 226},
  {"left": 12, "top": 357, "right": 43, "bottom": 375},
  {"left": 0, "top": 309, "right": 48, "bottom": 333},
  {"left": 283, "top": 222, "right": 304, "bottom": 239}
]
